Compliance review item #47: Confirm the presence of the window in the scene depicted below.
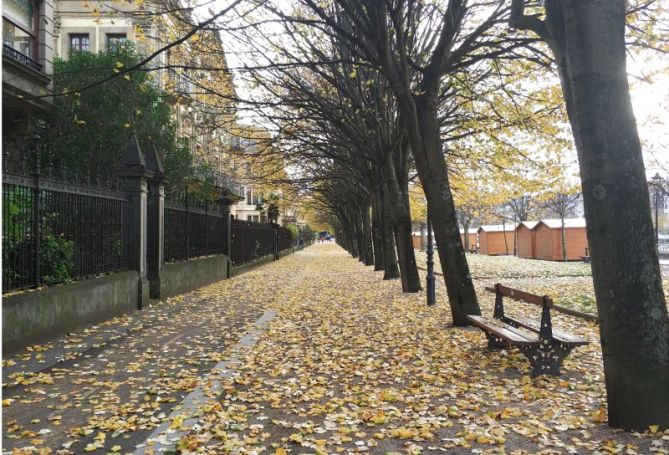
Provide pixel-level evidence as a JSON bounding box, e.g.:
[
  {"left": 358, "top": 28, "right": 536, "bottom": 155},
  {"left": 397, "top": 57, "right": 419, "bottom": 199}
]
[
  {"left": 106, "top": 33, "right": 126, "bottom": 51},
  {"left": 253, "top": 215, "right": 259, "bottom": 223},
  {"left": 247, "top": 215, "right": 253, "bottom": 221},
  {"left": 69, "top": 34, "right": 89, "bottom": 52},
  {"left": 3, "top": 0, "right": 37, "bottom": 58},
  {"left": 3, "top": 18, "right": 33, "bottom": 57},
  {"left": 246, "top": 189, "right": 252, "bottom": 205}
]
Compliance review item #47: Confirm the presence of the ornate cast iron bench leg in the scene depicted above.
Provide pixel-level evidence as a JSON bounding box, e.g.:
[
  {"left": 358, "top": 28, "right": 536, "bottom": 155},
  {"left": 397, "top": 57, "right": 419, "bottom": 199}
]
[
  {"left": 485, "top": 332, "right": 509, "bottom": 349},
  {"left": 520, "top": 341, "right": 574, "bottom": 376}
]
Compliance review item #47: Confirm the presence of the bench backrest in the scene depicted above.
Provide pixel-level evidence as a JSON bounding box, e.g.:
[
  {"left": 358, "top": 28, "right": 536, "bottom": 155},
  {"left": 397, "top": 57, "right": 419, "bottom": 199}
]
[{"left": 485, "top": 284, "right": 553, "bottom": 340}]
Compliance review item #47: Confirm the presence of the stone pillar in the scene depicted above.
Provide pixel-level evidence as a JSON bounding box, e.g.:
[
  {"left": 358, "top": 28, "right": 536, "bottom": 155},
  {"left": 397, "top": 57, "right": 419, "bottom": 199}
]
[
  {"left": 118, "top": 135, "right": 150, "bottom": 309},
  {"left": 219, "top": 196, "right": 235, "bottom": 278},
  {"left": 38, "top": 0, "right": 55, "bottom": 97},
  {"left": 145, "top": 143, "right": 164, "bottom": 299}
]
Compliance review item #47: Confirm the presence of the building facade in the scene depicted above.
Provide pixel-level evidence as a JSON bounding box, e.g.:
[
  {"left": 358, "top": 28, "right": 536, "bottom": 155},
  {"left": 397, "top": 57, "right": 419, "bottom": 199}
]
[
  {"left": 3, "top": 0, "right": 55, "bottom": 160},
  {"left": 52, "top": 0, "right": 238, "bottom": 179}
]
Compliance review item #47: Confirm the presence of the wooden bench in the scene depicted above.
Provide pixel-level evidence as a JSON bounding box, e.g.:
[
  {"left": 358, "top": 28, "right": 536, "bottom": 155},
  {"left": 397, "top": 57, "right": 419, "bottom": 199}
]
[{"left": 466, "top": 284, "right": 588, "bottom": 376}]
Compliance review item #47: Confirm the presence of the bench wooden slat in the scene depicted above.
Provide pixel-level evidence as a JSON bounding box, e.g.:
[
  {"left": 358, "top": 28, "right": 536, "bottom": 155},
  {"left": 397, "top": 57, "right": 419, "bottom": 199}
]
[
  {"left": 484, "top": 285, "right": 550, "bottom": 307},
  {"left": 507, "top": 316, "right": 588, "bottom": 346},
  {"left": 466, "top": 315, "right": 539, "bottom": 346}
]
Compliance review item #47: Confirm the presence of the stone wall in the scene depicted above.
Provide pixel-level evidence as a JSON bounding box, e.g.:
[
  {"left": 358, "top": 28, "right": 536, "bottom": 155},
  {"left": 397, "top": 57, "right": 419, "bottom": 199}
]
[{"left": 3, "top": 271, "right": 140, "bottom": 355}]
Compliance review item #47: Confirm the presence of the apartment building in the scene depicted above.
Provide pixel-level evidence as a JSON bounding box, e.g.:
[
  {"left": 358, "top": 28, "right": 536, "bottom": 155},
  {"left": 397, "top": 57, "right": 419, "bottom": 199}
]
[
  {"left": 53, "top": 0, "right": 237, "bottom": 176},
  {"left": 3, "top": 0, "right": 55, "bottom": 158}
]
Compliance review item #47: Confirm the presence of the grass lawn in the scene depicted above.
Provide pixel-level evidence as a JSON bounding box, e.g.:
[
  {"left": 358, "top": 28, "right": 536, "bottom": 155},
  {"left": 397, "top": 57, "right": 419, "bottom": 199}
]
[{"left": 415, "top": 249, "right": 668, "bottom": 316}]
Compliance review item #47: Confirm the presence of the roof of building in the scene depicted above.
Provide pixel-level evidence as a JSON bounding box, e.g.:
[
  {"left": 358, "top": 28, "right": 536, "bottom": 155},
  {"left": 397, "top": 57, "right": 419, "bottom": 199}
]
[
  {"left": 516, "top": 221, "right": 539, "bottom": 230},
  {"left": 478, "top": 224, "right": 514, "bottom": 233},
  {"left": 459, "top": 228, "right": 478, "bottom": 235},
  {"left": 536, "top": 218, "right": 587, "bottom": 229}
]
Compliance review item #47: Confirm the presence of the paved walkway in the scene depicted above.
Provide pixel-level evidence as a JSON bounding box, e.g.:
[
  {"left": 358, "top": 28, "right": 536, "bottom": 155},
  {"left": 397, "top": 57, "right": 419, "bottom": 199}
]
[{"left": 3, "top": 244, "right": 667, "bottom": 454}]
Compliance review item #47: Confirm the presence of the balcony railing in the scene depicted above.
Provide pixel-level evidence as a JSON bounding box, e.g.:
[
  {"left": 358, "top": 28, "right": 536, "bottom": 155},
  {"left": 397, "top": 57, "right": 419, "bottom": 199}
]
[
  {"left": 3, "top": 44, "right": 42, "bottom": 72},
  {"left": 213, "top": 170, "right": 244, "bottom": 199},
  {"left": 192, "top": 159, "right": 244, "bottom": 199}
]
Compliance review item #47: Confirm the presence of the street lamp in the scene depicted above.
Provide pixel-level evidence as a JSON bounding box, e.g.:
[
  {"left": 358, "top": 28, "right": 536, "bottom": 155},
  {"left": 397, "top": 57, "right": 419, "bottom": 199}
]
[
  {"left": 426, "top": 208, "right": 436, "bottom": 306},
  {"left": 652, "top": 173, "right": 662, "bottom": 244}
]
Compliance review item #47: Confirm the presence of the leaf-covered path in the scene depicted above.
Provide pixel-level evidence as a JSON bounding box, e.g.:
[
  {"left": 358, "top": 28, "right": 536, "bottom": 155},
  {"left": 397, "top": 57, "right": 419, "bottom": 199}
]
[{"left": 3, "top": 244, "right": 668, "bottom": 454}]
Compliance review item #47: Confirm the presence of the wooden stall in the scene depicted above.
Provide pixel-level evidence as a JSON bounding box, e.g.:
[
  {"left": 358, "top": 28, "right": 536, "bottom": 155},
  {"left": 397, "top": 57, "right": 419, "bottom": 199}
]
[
  {"left": 533, "top": 218, "right": 588, "bottom": 261},
  {"left": 412, "top": 233, "right": 422, "bottom": 250},
  {"left": 516, "top": 221, "right": 538, "bottom": 259},
  {"left": 459, "top": 228, "right": 478, "bottom": 252},
  {"left": 478, "top": 225, "right": 514, "bottom": 255}
]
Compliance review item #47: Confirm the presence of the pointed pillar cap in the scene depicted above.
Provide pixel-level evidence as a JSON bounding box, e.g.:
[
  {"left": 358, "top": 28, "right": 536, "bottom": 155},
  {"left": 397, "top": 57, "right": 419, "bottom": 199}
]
[{"left": 119, "top": 135, "right": 146, "bottom": 170}]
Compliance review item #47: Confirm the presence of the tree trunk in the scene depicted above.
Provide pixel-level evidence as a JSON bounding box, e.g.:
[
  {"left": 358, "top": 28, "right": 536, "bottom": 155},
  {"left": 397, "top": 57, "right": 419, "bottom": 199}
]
[
  {"left": 411, "top": 98, "right": 480, "bottom": 324},
  {"left": 360, "top": 202, "right": 375, "bottom": 266},
  {"left": 561, "top": 217, "right": 567, "bottom": 262},
  {"left": 383, "top": 158, "right": 421, "bottom": 292},
  {"left": 502, "top": 219, "right": 509, "bottom": 255},
  {"left": 371, "top": 191, "right": 385, "bottom": 271},
  {"left": 355, "top": 214, "right": 365, "bottom": 263},
  {"left": 544, "top": 0, "right": 669, "bottom": 430},
  {"left": 381, "top": 185, "right": 400, "bottom": 279},
  {"left": 394, "top": 212, "right": 421, "bottom": 292},
  {"left": 463, "top": 220, "right": 471, "bottom": 252},
  {"left": 344, "top": 211, "right": 359, "bottom": 258}
]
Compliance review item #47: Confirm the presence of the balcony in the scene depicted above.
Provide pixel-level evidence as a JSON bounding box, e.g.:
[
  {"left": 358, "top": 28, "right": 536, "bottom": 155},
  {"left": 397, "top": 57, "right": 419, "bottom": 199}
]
[
  {"left": 3, "top": 44, "right": 42, "bottom": 73},
  {"left": 2, "top": 44, "right": 52, "bottom": 112},
  {"left": 191, "top": 158, "right": 244, "bottom": 200}
]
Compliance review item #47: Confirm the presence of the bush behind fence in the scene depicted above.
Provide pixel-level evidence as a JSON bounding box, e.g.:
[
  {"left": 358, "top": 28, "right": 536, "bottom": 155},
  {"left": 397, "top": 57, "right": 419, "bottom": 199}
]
[{"left": 2, "top": 173, "right": 129, "bottom": 291}]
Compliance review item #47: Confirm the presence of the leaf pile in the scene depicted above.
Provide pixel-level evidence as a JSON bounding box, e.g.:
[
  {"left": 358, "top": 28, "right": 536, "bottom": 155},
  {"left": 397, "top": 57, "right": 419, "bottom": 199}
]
[{"left": 3, "top": 244, "right": 667, "bottom": 454}]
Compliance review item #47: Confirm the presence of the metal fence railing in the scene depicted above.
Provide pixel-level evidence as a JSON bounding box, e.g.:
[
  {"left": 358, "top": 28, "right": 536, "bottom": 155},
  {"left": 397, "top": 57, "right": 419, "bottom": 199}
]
[
  {"left": 277, "top": 226, "right": 295, "bottom": 252},
  {"left": 230, "top": 219, "right": 276, "bottom": 266},
  {"left": 3, "top": 171, "right": 299, "bottom": 292},
  {"left": 164, "top": 193, "right": 227, "bottom": 263},
  {"left": 2, "top": 173, "right": 129, "bottom": 291}
]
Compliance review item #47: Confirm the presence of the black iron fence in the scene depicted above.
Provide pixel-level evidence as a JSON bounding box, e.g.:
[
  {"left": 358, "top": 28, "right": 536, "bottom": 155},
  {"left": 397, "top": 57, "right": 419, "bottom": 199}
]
[
  {"left": 3, "top": 172, "right": 299, "bottom": 292},
  {"left": 277, "top": 226, "right": 296, "bottom": 252},
  {"left": 164, "top": 193, "right": 227, "bottom": 263},
  {"left": 230, "top": 219, "right": 276, "bottom": 265},
  {"left": 2, "top": 173, "right": 129, "bottom": 291}
]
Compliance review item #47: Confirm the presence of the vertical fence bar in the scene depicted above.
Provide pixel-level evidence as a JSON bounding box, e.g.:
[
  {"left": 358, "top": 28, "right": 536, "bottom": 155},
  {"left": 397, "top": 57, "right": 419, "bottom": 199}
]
[
  {"left": 204, "top": 202, "right": 209, "bottom": 256},
  {"left": 185, "top": 191, "right": 190, "bottom": 261},
  {"left": 426, "top": 210, "right": 436, "bottom": 306},
  {"left": 31, "top": 137, "right": 41, "bottom": 286}
]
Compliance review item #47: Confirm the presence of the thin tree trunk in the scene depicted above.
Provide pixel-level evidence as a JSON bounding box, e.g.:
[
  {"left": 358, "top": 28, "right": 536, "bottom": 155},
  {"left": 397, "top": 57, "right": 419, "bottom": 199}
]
[
  {"left": 361, "top": 202, "right": 374, "bottom": 266},
  {"left": 355, "top": 213, "right": 365, "bottom": 264},
  {"left": 383, "top": 159, "right": 421, "bottom": 292},
  {"left": 561, "top": 217, "right": 567, "bottom": 262},
  {"left": 502, "top": 219, "right": 509, "bottom": 255},
  {"left": 394, "top": 211, "right": 421, "bottom": 292},
  {"left": 381, "top": 185, "right": 400, "bottom": 279},
  {"left": 371, "top": 191, "right": 385, "bottom": 271},
  {"left": 344, "top": 211, "right": 359, "bottom": 258},
  {"left": 538, "top": 0, "right": 669, "bottom": 429},
  {"left": 463, "top": 220, "right": 471, "bottom": 253}
]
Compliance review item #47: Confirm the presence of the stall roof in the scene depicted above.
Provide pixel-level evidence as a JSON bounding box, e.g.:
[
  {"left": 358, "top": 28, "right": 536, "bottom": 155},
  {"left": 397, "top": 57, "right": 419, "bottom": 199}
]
[
  {"left": 536, "top": 218, "right": 587, "bottom": 229},
  {"left": 516, "top": 221, "right": 539, "bottom": 230},
  {"left": 478, "top": 224, "right": 514, "bottom": 233}
]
